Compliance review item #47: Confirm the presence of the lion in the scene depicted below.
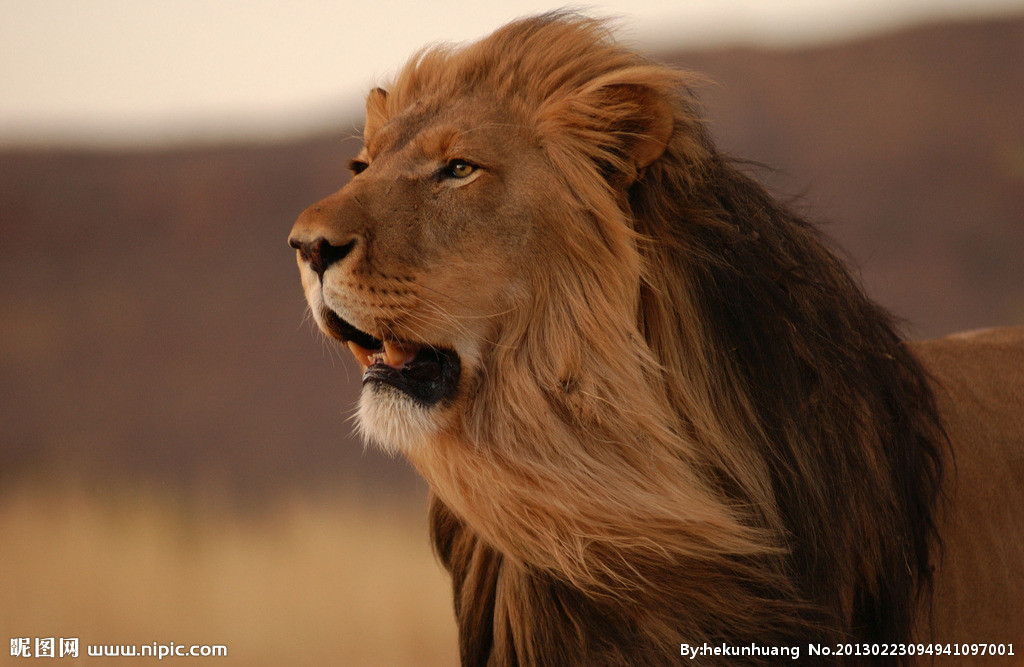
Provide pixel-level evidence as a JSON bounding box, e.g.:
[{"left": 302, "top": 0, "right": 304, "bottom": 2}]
[{"left": 288, "top": 13, "right": 1024, "bottom": 665}]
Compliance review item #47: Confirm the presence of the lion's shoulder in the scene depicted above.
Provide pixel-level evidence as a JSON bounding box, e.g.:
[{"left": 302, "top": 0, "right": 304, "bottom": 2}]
[
  {"left": 911, "top": 326, "right": 1024, "bottom": 427},
  {"left": 910, "top": 326, "right": 1024, "bottom": 458}
]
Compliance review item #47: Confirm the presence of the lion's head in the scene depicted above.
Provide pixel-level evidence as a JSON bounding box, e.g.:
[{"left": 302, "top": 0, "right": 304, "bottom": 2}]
[
  {"left": 289, "top": 12, "right": 944, "bottom": 660},
  {"left": 289, "top": 15, "right": 690, "bottom": 456}
]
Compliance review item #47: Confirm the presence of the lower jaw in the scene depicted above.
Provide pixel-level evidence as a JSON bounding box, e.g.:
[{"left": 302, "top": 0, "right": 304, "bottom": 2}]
[
  {"left": 319, "top": 306, "right": 461, "bottom": 407},
  {"left": 361, "top": 347, "right": 461, "bottom": 407}
]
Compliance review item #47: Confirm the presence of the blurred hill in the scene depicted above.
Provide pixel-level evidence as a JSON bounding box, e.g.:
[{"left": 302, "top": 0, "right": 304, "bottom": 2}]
[{"left": 2, "top": 15, "right": 1022, "bottom": 498}]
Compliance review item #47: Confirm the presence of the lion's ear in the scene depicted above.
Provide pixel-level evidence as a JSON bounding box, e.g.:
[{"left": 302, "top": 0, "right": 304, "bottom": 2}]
[
  {"left": 601, "top": 83, "right": 674, "bottom": 172},
  {"left": 542, "top": 81, "right": 675, "bottom": 185},
  {"left": 364, "top": 87, "right": 389, "bottom": 140}
]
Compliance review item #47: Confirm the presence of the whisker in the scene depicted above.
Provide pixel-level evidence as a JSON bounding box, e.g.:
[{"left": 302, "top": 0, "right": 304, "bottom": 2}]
[{"left": 414, "top": 282, "right": 521, "bottom": 328}]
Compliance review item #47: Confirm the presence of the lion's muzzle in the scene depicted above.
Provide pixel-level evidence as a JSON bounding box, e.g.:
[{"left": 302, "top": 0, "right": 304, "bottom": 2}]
[{"left": 289, "top": 201, "right": 463, "bottom": 410}]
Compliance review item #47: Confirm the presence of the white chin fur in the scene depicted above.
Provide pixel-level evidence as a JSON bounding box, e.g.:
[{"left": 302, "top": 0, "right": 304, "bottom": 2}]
[{"left": 356, "top": 383, "right": 441, "bottom": 455}]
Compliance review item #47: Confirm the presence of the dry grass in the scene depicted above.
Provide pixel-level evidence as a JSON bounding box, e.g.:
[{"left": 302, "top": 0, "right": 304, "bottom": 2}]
[{"left": 0, "top": 482, "right": 458, "bottom": 665}]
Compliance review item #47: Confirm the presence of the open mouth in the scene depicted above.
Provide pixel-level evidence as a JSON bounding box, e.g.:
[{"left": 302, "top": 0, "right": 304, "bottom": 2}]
[{"left": 321, "top": 309, "right": 460, "bottom": 406}]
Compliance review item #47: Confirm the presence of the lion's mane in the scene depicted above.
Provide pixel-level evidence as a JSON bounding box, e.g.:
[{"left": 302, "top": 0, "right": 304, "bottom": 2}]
[{"left": 372, "top": 13, "right": 946, "bottom": 665}]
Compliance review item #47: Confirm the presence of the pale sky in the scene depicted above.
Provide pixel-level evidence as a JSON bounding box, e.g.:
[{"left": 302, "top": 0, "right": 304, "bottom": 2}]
[{"left": 3, "top": 0, "right": 1023, "bottom": 147}]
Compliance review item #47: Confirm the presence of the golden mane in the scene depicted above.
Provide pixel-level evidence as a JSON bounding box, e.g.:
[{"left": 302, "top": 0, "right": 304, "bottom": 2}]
[{"left": 289, "top": 11, "right": 1024, "bottom": 665}]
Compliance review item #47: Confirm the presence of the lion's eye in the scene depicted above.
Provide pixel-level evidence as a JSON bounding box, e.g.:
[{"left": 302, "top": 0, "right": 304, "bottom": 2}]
[
  {"left": 348, "top": 159, "right": 369, "bottom": 176},
  {"left": 444, "top": 160, "right": 476, "bottom": 179}
]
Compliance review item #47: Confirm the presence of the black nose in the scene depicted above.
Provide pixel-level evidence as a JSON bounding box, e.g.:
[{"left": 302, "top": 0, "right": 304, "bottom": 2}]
[{"left": 288, "top": 236, "right": 355, "bottom": 279}]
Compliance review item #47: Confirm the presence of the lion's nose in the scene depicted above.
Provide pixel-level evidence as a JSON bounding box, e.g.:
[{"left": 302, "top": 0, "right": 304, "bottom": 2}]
[{"left": 288, "top": 236, "right": 355, "bottom": 279}]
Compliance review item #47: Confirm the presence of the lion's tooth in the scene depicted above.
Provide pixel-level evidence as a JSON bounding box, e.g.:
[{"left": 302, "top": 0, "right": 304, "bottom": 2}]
[
  {"left": 347, "top": 341, "right": 375, "bottom": 369},
  {"left": 383, "top": 341, "right": 414, "bottom": 368}
]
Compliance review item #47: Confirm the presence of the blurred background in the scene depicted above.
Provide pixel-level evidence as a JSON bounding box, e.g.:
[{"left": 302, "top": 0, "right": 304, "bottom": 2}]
[{"left": 2, "top": 1, "right": 1023, "bottom": 664}]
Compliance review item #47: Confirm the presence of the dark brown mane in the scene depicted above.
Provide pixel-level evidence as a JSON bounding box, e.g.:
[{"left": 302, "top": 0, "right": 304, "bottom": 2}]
[{"left": 634, "top": 152, "right": 946, "bottom": 644}]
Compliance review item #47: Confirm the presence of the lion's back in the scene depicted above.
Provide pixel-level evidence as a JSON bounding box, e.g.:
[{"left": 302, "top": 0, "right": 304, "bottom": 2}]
[{"left": 910, "top": 327, "right": 1024, "bottom": 649}]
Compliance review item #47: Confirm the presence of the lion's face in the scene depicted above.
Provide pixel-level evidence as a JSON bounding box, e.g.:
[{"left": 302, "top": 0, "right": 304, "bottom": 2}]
[{"left": 289, "top": 91, "right": 559, "bottom": 450}]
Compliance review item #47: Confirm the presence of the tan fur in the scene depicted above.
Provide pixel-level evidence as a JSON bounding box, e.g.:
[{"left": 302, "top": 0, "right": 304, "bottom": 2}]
[
  {"left": 911, "top": 329, "right": 1024, "bottom": 649},
  {"left": 289, "top": 13, "right": 1024, "bottom": 665}
]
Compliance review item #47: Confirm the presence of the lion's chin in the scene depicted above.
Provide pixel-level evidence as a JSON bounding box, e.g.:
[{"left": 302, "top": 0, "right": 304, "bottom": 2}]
[{"left": 356, "top": 384, "right": 446, "bottom": 454}]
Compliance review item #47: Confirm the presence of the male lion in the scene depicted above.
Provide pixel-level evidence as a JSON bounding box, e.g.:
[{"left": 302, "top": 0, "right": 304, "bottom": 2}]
[{"left": 288, "top": 13, "right": 1024, "bottom": 665}]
